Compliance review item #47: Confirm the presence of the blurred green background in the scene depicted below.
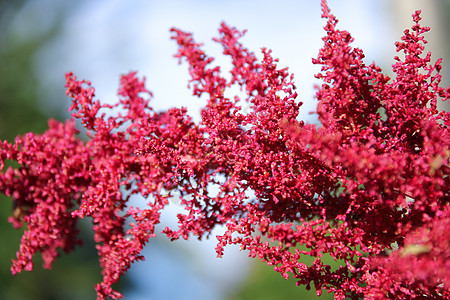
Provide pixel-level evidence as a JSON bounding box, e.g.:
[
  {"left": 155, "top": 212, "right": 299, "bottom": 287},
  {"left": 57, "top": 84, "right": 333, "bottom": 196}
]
[{"left": 0, "top": 1, "right": 102, "bottom": 299}]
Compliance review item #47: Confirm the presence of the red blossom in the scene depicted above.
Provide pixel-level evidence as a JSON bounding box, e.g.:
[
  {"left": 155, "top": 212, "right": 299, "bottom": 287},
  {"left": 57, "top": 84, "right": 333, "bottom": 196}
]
[{"left": 1, "top": 0, "right": 449, "bottom": 299}]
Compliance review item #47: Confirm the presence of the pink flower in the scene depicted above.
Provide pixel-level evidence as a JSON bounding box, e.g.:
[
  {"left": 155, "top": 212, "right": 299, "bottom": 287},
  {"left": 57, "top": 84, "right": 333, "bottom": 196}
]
[{"left": 1, "top": 0, "right": 448, "bottom": 299}]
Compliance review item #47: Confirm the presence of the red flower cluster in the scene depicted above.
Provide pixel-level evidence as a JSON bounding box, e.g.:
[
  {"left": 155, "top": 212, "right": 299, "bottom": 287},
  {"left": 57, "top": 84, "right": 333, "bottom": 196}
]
[{"left": 1, "top": 1, "right": 448, "bottom": 299}]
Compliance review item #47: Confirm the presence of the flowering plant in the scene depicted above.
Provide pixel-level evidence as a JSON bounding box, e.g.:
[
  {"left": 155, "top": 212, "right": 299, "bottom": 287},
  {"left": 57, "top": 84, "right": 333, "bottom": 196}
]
[{"left": 1, "top": 1, "right": 448, "bottom": 299}]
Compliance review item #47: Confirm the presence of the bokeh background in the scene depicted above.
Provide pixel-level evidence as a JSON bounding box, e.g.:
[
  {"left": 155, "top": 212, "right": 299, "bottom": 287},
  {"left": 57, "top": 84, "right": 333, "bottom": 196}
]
[{"left": 1, "top": 0, "right": 448, "bottom": 299}]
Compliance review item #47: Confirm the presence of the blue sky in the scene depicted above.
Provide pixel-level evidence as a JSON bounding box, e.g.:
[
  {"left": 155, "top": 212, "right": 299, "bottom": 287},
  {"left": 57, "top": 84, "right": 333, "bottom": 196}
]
[{"left": 29, "top": 0, "right": 399, "bottom": 123}]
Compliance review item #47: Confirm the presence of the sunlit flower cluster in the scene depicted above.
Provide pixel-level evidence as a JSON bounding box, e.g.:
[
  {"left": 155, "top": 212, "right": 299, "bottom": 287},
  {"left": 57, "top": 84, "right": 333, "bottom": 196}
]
[{"left": 1, "top": 1, "right": 448, "bottom": 299}]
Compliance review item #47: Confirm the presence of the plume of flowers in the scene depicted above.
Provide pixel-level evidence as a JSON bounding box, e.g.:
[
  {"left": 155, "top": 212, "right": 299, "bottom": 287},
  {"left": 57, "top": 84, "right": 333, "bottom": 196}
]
[{"left": 1, "top": 1, "right": 448, "bottom": 299}]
